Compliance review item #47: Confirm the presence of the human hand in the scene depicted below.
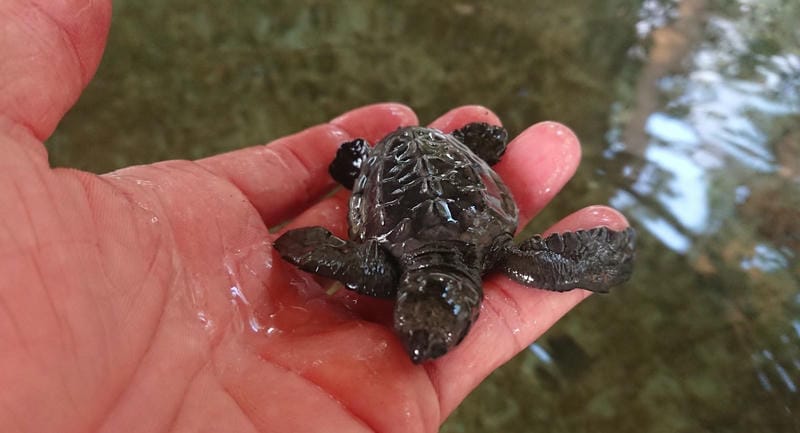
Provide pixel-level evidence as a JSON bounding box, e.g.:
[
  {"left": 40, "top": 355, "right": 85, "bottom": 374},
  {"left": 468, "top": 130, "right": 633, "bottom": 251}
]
[{"left": 0, "top": 2, "right": 629, "bottom": 432}]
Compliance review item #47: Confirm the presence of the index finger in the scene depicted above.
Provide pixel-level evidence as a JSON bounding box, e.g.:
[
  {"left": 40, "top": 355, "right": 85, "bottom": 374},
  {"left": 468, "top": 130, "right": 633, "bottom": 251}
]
[{"left": 197, "top": 103, "right": 418, "bottom": 227}]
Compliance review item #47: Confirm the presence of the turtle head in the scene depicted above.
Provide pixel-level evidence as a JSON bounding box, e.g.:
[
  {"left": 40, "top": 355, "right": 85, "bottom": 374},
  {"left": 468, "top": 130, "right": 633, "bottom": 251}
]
[{"left": 393, "top": 270, "right": 482, "bottom": 363}]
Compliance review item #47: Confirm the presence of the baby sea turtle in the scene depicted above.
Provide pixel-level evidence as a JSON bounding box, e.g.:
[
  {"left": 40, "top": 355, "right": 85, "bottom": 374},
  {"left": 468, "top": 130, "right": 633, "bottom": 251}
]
[{"left": 274, "top": 122, "right": 635, "bottom": 363}]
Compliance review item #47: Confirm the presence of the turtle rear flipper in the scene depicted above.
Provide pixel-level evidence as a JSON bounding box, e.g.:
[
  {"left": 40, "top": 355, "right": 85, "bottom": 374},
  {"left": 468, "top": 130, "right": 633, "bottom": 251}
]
[
  {"left": 329, "top": 138, "right": 369, "bottom": 189},
  {"left": 452, "top": 122, "right": 508, "bottom": 165},
  {"left": 498, "top": 226, "right": 635, "bottom": 293}
]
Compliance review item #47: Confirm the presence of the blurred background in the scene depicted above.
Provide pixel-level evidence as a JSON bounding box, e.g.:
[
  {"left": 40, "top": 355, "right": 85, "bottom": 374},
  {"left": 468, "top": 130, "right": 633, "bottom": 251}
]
[{"left": 47, "top": 0, "right": 799, "bottom": 431}]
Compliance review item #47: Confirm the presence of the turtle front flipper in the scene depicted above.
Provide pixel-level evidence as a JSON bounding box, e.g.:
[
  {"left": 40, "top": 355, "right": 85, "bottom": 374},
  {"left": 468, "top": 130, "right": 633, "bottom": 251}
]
[
  {"left": 452, "top": 122, "right": 509, "bottom": 165},
  {"left": 274, "top": 227, "right": 399, "bottom": 298},
  {"left": 499, "top": 227, "right": 636, "bottom": 293},
  {"left": 329, "top": 138, "right": 369, "bottom": 189}
]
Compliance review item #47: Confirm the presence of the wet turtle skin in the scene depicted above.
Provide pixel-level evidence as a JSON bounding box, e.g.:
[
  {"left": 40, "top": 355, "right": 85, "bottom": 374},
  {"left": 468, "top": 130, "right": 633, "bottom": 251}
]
[{"left": 274, "top": 123, "right": 635, "bottom": 363}]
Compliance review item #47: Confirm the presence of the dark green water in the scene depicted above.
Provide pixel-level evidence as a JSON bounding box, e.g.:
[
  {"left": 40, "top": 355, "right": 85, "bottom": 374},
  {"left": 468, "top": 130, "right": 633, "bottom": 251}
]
[{"left": 47, "top": 0, "right": 800, "bottom": 431}]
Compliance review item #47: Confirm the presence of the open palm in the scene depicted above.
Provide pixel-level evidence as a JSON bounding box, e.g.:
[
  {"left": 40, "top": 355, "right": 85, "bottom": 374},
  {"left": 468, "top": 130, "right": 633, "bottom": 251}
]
[{"left": 0, "top": 2, "right": 629, "bottom": 432}]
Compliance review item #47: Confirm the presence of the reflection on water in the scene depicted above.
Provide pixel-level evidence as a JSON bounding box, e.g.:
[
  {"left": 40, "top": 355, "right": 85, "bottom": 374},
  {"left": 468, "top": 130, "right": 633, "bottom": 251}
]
[
  {"left": 47, "top": 0, "right": 799, "bottom": 431},
  {"left": 590, "top": 0, "right": 799, "bottom": 430},
  {"left": 615, "top": 0, "right": 800, "bottom": 255}
]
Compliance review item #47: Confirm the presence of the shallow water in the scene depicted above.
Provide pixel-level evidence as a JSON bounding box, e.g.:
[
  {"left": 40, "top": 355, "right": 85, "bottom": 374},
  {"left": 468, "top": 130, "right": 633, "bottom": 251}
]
[{"left": 48, "top": 0, "right": 799, "bottom": 431}]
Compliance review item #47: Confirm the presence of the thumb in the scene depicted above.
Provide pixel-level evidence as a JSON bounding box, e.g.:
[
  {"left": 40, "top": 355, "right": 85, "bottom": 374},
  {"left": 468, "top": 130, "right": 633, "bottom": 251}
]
[{"left": 0, "top": 0, "right": 111, "bottom": 141}]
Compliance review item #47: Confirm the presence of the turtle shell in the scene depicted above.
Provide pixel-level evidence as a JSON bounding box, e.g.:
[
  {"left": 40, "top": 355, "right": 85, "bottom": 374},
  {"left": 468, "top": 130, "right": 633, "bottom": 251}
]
[{"left": 348, "top": 126, "right": 518, "bottom": 268}]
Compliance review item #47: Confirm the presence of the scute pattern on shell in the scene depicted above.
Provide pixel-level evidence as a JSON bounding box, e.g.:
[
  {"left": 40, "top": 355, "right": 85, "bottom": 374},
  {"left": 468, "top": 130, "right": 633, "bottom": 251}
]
[{"left": 349, "top": 127, "right": 517, "bottom": 267}]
